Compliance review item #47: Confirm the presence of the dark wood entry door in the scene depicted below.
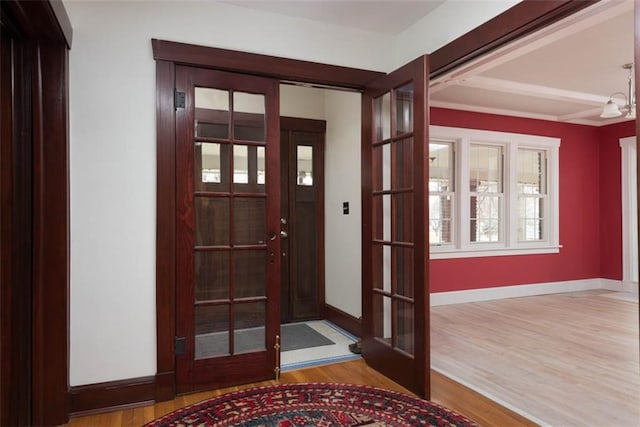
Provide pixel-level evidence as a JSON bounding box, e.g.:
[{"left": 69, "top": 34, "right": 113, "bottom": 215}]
[
  {"left": 280, "top": 118, "right": 326, "bottom": 323},
  {"left": 175, "top": 66, "right": 281, "bottom": 393},
  {"left": 361, "top": 55, "right": 431, "bottom": 398}
]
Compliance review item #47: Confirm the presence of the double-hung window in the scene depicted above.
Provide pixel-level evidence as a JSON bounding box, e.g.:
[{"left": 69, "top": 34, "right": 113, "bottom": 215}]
[{"left": 429, "top": 126, "right": 560, "bottom": 259}]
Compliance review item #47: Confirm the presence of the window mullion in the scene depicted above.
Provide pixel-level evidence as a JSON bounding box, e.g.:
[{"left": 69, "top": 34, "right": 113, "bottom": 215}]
[
  {"left": 458, "top": 138, "right": 470, "bottom": 250},
  {"left": 507, "top": 143, "right": 518, "bottom": 248}
]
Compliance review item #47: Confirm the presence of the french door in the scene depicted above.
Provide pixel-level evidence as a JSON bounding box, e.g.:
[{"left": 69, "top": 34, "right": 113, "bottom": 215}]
[
  {"left": 175, "top": 66, "right": 281, "bottom": 393},
  {"left": 361, "top": 55, "right": 431, "bottom": 398}
]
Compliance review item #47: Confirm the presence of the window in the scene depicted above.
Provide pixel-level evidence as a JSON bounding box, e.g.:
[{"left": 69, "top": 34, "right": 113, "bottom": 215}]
[
  {"left": 429, "top": 126, "right": 560, "bottom": 259},
  {"left": 429, "top": 142, "right": 454, "bottom": 244},
  {"left": 469, "top": 144, "right": 503, "bottom": 243},
  {"left": 517, "top": 149, "right": 546, "bottom": 242}
]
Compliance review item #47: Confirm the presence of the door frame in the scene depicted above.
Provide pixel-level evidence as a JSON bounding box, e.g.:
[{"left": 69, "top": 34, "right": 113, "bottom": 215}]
[
  {"left": 1, "top": 1, "right": 72, "bottom": 425},
  {"left": 152, "top": 0, "right": 607, "bottom": 403},
  {"left": 620, "top": 136, "right": 638, "bottom": 292}
]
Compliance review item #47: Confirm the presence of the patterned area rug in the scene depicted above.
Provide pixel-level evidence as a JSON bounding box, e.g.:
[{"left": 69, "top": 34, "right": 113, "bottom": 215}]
[{"left": 146, "top": 382, "right": 477, "bottom": 426}]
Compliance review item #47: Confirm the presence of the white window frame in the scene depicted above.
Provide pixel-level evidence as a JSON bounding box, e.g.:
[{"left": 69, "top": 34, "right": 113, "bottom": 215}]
[{"left": 430, "top": 125, "right": 560, "bottom": 259}]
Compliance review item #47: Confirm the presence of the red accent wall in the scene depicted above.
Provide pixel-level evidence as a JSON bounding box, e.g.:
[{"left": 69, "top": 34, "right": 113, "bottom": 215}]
[
  {"left": 598, "top": 120, "right": 635, "bottom": 280},
  {"left": 429, "top": 108, "right": 633, "bottom": 293}
]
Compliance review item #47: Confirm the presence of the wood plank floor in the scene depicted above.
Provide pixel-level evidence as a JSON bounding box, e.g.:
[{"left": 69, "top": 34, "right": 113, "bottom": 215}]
[
  {"left": 431, "top": 290, "right": 640, "bottom": 426},
  {"left": 66, "top": 359, "right": 534, "bottom": 426}
]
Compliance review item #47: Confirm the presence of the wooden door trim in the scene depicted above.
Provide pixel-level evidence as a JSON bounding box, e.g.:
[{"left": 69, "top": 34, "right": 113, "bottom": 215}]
[
  {"left": 153, "top": 0, "right": 608, "bottom": 403},
  {"left": 152, "top": 39, "right": 384, "bottom": 90},
  {"left": 1, "top": 1, "right": 71, "bottom": 424}
]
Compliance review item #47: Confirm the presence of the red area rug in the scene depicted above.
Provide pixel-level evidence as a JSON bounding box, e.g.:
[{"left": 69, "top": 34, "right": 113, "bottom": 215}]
[{"left": 146, "top": 382, "right": 477, "bottom": 426}]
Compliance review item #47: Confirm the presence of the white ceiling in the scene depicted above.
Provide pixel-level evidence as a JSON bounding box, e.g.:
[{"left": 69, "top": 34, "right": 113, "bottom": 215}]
[
  {"left": 220, "top": 0, "right": 446, "bottom": 35},
  {"left": 222, "top": 0, "right": 635, "bottom": 127},
  {"left": 431, "top": 0, "right": 635, "bottom": 126}
]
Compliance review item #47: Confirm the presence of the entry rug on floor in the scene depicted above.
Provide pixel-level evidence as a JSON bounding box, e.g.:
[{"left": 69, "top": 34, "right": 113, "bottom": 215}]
[{"left": 145, "top": 382, "right": 478, "bottom": 427}]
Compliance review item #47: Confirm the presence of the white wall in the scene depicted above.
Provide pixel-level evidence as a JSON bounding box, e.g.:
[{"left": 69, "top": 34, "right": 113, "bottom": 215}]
[
  {"left": 281, "top": 85, "right": 326, "bottom": 119},
  {"left": 323, "top": 90, "right": 363, "bottom": 318},
  {"left": 394, "top": 0, "right": 520, "bottom": 67},
  {"left": 65, "top": 0, "right": 517, "bottom": 386}
]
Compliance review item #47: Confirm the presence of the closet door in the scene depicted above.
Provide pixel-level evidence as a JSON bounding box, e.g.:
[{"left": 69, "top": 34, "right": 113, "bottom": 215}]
[{"left": 175, "top": 66, "right": 281, "bottom": 392}]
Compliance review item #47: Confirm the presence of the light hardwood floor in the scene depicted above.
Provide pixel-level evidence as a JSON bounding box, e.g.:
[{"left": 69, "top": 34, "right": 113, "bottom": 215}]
[
  {"left": 66, "top": 360, "right": 534, "bottom": 427},
  {"left": 431, "top": 290, "right": 640, "bottom": 426}
]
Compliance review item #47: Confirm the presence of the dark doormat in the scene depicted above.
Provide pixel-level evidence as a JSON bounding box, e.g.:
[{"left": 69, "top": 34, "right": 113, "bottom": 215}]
[{"left": 281, "top": 323, "right": 334, "bottom": 352}]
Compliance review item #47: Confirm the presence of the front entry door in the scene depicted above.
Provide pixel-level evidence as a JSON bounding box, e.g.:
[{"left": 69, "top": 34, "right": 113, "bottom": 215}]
[
  {"left": 361, "top": 56, "right": 430, "bottom": 398},
  {"left": 175, "top": 66, "right": 281, "bottom": 393},
  {"left": 280, "top": 118, "right": 326, "bottom": 323}
]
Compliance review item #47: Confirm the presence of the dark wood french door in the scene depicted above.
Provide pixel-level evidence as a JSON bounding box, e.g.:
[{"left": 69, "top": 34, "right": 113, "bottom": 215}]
[
  {"left": 361, "top": 55, "right": 431, "bottom": 398},
  {"left": 175, "top": 66, "right": 281, "bottom": 393},
  {"left": 280, "top": 118, "right": 325, "bottom": 323}
]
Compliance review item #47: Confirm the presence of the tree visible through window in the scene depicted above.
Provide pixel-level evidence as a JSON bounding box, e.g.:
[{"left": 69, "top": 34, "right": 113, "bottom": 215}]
[
  {"left": 470, "top": 144, "right": 502, "bottom": 243},
  {"left": 428, "top": 142, "right": 454, "bottom": 245},
  {"left": 518, "top": 149, "right": 546, "bottom": 241}
]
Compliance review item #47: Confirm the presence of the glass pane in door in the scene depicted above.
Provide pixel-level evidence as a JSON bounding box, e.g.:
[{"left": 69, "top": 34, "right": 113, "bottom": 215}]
[
  {"left": 374, "top": 92, "right": 391, "bottom": 142},
  {"left": 395, "top": 300, "right": 414, "bottom": 355},
  {"left": 195, "top": 251, "right": 229, "bottom": 301},
  {"left": 296, "top": 145, "right": 313, "bottom": 186},
  {"left": 195, "top": 304, "right": 229, "bottom": 358},
  {"left": 373, "top": 293, "right": 392, "bottom": 345},
  {"left": 195, "top": 88, "right": 229, "bottom": 139},
  {"left": 234, "top": 301, "right": 266, "bottom": 353},
  {"left": 233, "top": 92, "right": 265, "bottom": 142},
  {"left": 395, "top": 83, "right": 413, "bottom": 136},
  {"left": 233, "top": 198, "right": 266, "bottom": 245},
  {"left": 234, "top": 250, "right": 266, "bottom": 298},
  {"left": 195, "top": 198, "right": 229, "bottom": 246},
  {"left": 195, "top": 142, "right": 230, "bottom": 191}
]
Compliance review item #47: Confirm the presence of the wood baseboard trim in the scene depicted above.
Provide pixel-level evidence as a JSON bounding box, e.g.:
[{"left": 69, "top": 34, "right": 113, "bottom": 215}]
[
  {"left": 155, "top": 371, "right": 176, "bottom": 402},
  {"left": 68, "top": 376, "right": 156, "bottom": 417},
  {"left": 322, "top": 304, "right": 361, "bottom": 337}
]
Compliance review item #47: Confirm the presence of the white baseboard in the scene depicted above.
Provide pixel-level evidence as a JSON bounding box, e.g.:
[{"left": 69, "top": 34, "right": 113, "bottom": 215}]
[
  {"left": 431, "top": 278, "right": 624, "bottom": 306},
  {"left": 621, "top": 280, "right": 639, "bottom": 295}
]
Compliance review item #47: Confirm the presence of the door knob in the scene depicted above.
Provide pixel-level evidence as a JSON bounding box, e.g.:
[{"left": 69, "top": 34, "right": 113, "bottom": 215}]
[{"left": 280, "top": 230, "right": 288, "bottom": 239}]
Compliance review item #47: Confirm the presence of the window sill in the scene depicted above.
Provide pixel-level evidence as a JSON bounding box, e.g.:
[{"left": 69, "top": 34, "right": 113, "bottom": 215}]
[{"left": 429, "top": 245, "right": 561, "bottom": 260}]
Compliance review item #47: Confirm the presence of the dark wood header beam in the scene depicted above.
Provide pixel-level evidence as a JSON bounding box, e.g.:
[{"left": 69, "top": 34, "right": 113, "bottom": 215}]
[{"left": 152, "top": 39, "right": 384, "bottom": 90}]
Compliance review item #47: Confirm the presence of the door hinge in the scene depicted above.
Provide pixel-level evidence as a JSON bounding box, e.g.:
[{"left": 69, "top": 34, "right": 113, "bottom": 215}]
[
  {"left": 174, "top": 336, "right": 186, "bottom": 355},
  {"left": 174, "top": 90, "right": 185, "bottom": 110}
]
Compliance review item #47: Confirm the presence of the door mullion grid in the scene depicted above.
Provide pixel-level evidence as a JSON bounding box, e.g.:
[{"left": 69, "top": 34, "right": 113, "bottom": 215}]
[{"left": 228, "top": 89, "right": 236, "bottom": 356}]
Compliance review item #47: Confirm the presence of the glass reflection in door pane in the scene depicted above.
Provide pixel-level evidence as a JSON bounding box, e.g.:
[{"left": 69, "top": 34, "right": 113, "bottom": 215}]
[
  {"left": 195, "top": 304, "right": 229, "bottom": 358},
  {"left": 395, "top": 83, "right": 413, "bottom": 135},
  {"left": 195, "top": 142, "right": 230, "bottom": 192},
  {"left": 373, "top": 92, "right": 391, "bottom": 142},
  {"left": 195, "top": 88, "right": 229, "bottom": 139},
  {"left": 234, "top": 301, "right": 266, "bottom": 353},
  {"left": 195, "top": 251, "right": 229, "bottom": 301},
  {"left": 373, "top": 293, "right": 392, "bottom": 346},
  {"left": 195, "top": 197, "right": 229, "bottom": 246},
  {"left": 233, "top": 198, "right": 266, "bottom": 245},
  {"left": 393, "top": 138, "right": 413, "bottom": 189},
  {"left": 233, "top": 145, "right": 249, "bottom": 184},
  {"left": 297, "top": 146, "right": 313, "bottom": 186},
  {"left": 395, "top": 300, "right": 414, "bottom": 355},
  {"left": 234, "top": 250, "right": 266, "bottom": 298},
  {"left": 394, "top": 247, "right": 413, "bottom": 298},
  {"left": 257, "top": 146, "right": 266, "bottom": 185},
  {"left": 233, "top": 92, "right": 265, "bottom": 142}
]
